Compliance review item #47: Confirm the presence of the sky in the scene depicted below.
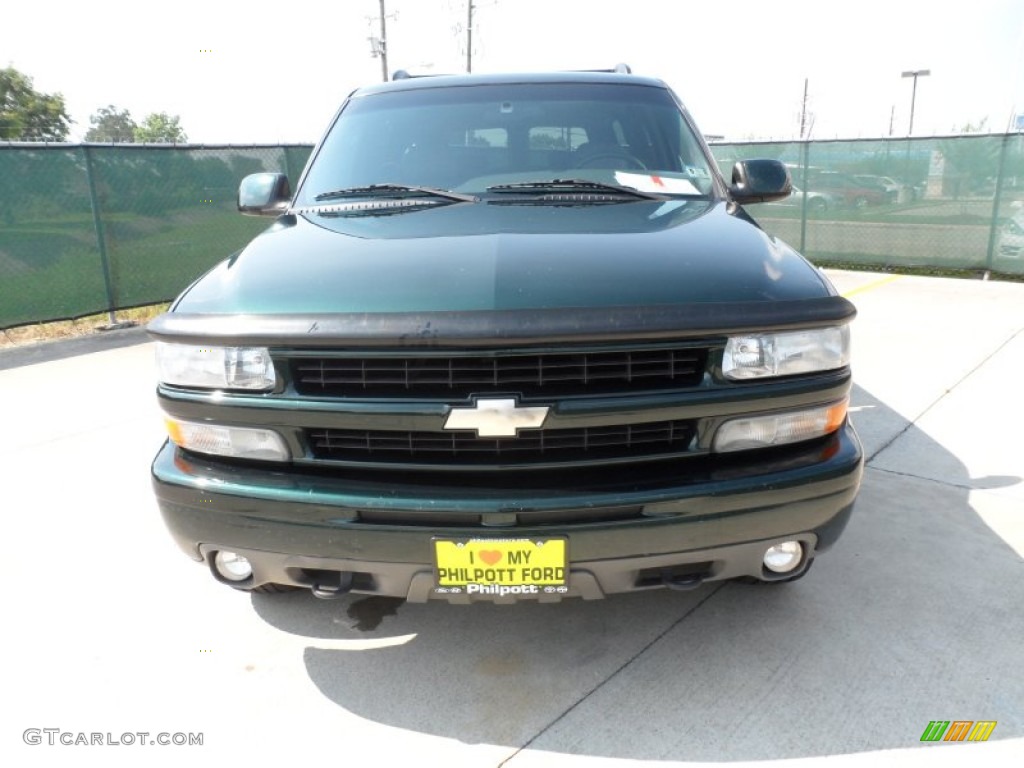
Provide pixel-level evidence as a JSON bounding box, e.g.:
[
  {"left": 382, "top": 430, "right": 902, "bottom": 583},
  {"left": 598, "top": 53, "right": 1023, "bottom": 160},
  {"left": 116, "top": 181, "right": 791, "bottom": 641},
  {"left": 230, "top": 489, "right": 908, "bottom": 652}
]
[{"left": 4, "top": 0, "right": 1024, "bottom": 144}]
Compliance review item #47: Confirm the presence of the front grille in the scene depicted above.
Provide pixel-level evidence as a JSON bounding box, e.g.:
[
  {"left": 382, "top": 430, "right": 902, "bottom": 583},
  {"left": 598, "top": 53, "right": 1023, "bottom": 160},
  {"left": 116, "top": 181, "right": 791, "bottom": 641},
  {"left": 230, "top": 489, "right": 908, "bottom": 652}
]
[
  {"left": 292, "top": 347, "right": 708, "bottom": 399},
  {"left": 306, "top": 419, "right": 696, "bottom": 466}
]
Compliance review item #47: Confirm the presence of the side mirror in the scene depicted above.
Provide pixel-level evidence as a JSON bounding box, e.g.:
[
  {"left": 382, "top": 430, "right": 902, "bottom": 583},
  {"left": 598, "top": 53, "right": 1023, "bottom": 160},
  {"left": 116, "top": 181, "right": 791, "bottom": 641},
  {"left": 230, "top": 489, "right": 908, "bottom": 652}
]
[
  {"left": 729, "top": 159, "right": 791, "bottom": 204},
  {"left": 238, "top": 173, "right": 292, "bottom": 216}
]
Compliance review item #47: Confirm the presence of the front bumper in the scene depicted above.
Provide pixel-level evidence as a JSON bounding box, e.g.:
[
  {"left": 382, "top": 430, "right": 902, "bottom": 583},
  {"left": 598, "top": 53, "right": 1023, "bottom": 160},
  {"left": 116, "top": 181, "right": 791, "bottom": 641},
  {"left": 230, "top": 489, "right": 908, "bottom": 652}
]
[{"left": 151, "top": 422, "right": 863, "bottom": 602}]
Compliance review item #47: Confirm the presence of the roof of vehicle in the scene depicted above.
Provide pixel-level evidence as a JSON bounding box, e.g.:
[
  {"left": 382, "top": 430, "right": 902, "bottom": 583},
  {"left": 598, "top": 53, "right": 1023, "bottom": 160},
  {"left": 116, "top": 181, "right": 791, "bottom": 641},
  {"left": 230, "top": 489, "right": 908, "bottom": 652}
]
[{"left": 351, "top": 70, "right": 669, "bottom": 98}]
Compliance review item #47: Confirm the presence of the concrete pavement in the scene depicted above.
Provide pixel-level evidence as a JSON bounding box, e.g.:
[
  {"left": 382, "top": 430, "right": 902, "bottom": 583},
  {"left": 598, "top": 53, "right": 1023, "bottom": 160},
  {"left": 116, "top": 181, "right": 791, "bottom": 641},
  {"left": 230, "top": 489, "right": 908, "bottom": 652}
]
[{"left": 1, "top": 270, "right": 1021, "bottom": 767}]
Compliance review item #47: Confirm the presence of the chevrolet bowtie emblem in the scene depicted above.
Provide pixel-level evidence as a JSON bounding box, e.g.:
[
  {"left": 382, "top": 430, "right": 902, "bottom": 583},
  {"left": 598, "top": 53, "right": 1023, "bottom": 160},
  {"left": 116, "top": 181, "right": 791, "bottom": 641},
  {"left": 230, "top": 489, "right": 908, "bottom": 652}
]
[{"left": 444, "top": 398, "right": 550, "bottom": 437}]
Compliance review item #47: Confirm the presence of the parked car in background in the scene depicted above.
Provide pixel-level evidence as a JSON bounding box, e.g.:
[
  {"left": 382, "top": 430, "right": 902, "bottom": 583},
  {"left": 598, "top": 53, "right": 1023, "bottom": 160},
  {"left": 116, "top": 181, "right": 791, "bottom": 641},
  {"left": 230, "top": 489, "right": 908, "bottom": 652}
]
[
  {"left": 852, "top": 175, "right": 900, "bottom": 203},
  {"left": 768, "top": 184, "right": 838, "bottom": 213},
  {"left": 998, "top": 212, "right": 1024, "bottom": 258},
  {"left": 785, "top": 167, "right": 890, "bottom": 210},
  {"left": 811, "top": 172, "right": 889, "bottom": 209}
]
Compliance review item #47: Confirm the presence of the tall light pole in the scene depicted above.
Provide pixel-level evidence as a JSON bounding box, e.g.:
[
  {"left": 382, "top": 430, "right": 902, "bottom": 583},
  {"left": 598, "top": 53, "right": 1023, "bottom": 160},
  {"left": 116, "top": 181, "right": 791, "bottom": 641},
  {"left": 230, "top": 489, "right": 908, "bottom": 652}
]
[{"left": 901, "top": 69, "right": 930, "bottom": 135}]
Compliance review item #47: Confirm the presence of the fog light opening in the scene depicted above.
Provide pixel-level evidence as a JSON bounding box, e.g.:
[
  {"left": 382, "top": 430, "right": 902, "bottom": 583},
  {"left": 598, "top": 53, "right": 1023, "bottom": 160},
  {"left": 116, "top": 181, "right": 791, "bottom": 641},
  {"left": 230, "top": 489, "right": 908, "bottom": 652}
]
[
  {"left": 763, "top": 541, "right": 804, "bottom": 574},
  {"left": 214, "top": 551, "right": 253, "bottom": 582}
]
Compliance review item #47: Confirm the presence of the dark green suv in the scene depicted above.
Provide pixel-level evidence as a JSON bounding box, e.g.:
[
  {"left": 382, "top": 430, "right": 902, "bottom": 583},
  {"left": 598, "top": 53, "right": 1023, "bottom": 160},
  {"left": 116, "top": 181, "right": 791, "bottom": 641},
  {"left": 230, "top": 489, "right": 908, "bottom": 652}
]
[{"left": 149, "top": 69, "right": 862, "bottom": 602}]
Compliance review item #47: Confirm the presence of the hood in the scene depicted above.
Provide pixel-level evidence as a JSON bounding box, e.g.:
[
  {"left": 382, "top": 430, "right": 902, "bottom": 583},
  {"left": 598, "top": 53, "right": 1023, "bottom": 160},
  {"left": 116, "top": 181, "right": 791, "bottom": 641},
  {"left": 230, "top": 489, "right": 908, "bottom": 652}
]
[{"left": 170, "top": 200, "right": 833, "bottom": 316}]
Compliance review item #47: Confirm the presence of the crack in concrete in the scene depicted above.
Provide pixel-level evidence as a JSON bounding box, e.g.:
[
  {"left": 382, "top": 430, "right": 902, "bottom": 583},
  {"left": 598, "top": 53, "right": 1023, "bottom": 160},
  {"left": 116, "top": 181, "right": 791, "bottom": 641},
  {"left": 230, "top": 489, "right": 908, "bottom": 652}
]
[
  {"left": 866, "top": 326, "right": 1024, "bottom": 465},
  {"left": 498, "top": 583, "right": 727, "bottom": 767},
  {"left": 867, "top": 464, "right": 981, "bottom": 491},
  {"left": 866, "top": 465, "right": 1023, "bottom": 497}
]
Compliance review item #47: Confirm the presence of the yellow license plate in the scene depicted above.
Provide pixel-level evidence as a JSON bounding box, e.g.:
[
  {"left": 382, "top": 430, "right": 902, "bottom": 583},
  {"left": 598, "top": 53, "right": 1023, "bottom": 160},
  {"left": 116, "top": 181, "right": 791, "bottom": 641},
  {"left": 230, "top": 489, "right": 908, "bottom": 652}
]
[{"left": 434, "top": 538, "right": 568, "bottom": 596}]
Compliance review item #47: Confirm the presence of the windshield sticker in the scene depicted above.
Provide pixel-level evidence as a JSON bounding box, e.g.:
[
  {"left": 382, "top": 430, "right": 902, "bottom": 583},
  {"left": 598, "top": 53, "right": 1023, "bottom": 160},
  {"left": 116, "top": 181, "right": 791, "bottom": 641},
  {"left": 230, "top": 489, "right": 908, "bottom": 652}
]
[
  {"left": 685, "top": 166, "right": 710, "bottom": 178},
  {"left": 615, "top": 172, "right": 700, "bottom": 195}
]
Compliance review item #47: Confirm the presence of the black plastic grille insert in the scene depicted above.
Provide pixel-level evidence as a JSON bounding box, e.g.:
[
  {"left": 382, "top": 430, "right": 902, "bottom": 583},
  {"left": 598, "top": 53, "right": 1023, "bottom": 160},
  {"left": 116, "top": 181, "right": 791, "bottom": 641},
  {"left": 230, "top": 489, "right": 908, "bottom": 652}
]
[
  {"left": 307, "top": 419, "right": 696, "bottom": 466},
  {"left": 292, "top": 347, "right": 707, "bottom": 399}
]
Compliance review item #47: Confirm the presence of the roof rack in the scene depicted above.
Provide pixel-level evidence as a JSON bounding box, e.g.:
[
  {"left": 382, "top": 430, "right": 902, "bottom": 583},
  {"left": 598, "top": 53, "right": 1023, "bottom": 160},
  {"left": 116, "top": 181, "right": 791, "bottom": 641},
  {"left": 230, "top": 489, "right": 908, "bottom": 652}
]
[
  {"left": 391, "top": 69, "right": 452, "bottom": 81},
  {"left": 392, "top": 63, "right": 633, "bottom": 81},
  {"left": 578, "top": 63, "right": 632, "bottom": 74}
]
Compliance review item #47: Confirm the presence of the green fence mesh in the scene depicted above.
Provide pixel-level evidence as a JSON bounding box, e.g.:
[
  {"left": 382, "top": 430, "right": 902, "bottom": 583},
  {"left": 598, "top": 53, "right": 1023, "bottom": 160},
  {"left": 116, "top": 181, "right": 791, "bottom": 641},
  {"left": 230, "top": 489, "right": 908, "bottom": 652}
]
[
  {"left": 0, "top": 144, "right": 313, "bottom": 329},
  {"left": 2, "top": 137, "right": 1022, "bottom": 329},
  {"left": 710, "top": 134, "right": 1024, "bottom": 277},
  {"left": 0, "top": 146, "right": 108, "bottom": 328}
]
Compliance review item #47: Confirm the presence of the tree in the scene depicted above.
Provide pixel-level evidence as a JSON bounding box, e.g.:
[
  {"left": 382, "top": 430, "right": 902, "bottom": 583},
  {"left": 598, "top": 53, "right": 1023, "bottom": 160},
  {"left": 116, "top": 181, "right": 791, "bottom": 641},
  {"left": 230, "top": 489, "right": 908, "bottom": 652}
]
[
  {"left": 85, "top": 105, "right": 137, "bottom": 142},
  {"left": 133, "top": 112, "right": 188, "bottom": 143},
  {"left": 938, "top": 119, "right": 1001, "bottom": 199},
  {"left": 0, "top": 66, "right": 71, "bottom": 140}
]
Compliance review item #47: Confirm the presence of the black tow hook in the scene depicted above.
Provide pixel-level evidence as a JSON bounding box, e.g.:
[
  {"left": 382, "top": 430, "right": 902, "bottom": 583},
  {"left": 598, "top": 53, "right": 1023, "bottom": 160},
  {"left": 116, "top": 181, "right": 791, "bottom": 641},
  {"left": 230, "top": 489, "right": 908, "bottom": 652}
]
[
  {"left": 311, "top": 571, "right": 354, "bottom": 599},
  {"left": 661, "top": 568, "right": 705, "bottom": 591}
]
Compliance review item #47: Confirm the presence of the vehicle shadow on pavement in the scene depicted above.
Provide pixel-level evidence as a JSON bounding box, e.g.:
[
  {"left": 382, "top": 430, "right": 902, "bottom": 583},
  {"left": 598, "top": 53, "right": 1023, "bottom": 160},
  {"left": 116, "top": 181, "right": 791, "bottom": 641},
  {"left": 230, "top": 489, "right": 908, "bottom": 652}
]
[{"left": 251, "top": 383, "right": 1023, "bottom": 761}]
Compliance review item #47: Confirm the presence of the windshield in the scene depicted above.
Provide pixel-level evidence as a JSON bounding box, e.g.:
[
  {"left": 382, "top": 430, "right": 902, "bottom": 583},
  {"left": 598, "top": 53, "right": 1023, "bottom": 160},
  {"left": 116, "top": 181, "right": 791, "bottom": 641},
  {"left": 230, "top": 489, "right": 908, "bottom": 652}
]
[{"left": 296, "top": 82, "right": 717, "bottom": 205}]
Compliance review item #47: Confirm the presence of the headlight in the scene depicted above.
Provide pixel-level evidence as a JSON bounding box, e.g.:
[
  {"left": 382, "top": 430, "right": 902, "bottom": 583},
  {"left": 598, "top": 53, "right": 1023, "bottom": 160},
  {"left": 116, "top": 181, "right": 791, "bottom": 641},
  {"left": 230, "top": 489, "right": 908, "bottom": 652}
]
[
  {"left": 723, "top": 326, "right": 849, "bottom": 380},
  {"left": 713, "top": 398, "right": 848, "bottom": 453},
  {"left": 156, "top": 343, "right": 276, "bottom": 390},
  {"left": 165, "top": 418, "right": 290, "bottom": 461}
]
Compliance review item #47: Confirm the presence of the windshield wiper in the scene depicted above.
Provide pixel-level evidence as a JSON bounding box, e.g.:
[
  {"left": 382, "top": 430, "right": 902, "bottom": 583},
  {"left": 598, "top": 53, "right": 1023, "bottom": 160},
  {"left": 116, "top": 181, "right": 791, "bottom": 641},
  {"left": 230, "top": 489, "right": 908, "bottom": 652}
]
[
  {"left": 315, "top": 183, "right": 477, "bottom": 203},
  {"left": 486, "top": 179, "right": 666, "bottom": 200},
  {"left": 309, "top": 198, "right": 449, "bottom": 218}
]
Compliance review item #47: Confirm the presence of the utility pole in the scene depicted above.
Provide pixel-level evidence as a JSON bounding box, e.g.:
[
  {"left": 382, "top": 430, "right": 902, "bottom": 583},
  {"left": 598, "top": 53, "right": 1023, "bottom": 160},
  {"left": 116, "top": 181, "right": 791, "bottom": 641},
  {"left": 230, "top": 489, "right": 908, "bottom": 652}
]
[
  {"left": 466, "top": 1, "right": 474, "bottom": 73},
  {"left": 379, "top": 0, "right": 389, "bottom": 82},
  {"left": 367, "top": 1, "right": 392, "bottom": 81},
  {"left": 799, "top": 78, "right": 809, "bottom": 139}
]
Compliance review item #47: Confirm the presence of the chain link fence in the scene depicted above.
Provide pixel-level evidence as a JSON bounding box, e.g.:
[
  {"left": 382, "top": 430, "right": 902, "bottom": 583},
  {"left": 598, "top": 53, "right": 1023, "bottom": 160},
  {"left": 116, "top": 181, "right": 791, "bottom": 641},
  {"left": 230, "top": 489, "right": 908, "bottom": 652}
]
[
  {"left": 710, "top": 133, "right": 1024, "bottom": 277},
  {"left": 2, "top": 136, "right": 1023, "bottom": 329},
  {"left": 0, "top": 144, "right": 312, "bottom": 329}
]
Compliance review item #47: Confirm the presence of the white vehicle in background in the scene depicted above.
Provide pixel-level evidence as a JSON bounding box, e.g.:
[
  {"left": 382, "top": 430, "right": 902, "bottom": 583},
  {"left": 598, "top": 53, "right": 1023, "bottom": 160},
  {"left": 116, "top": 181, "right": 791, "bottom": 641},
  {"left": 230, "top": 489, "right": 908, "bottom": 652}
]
[
  {"left": 792, "top": 185, "right": 839, "bottom": 212},
  {"left": 853, "top": 174, "right": 916, "bottom": 203},
  {"left": 998, "top": 212, "right": 1024, "bottom": 258},
  {"left": 766, "top": 184, "right": 838, "bottom": 213}
]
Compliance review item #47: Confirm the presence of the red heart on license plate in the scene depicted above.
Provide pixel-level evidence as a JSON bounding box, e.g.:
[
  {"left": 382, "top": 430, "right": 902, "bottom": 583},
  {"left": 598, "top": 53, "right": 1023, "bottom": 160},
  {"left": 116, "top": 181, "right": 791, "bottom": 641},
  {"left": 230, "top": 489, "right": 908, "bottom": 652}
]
[{"left": 479, "top": 550, "right": 502, "bottom": 565}]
